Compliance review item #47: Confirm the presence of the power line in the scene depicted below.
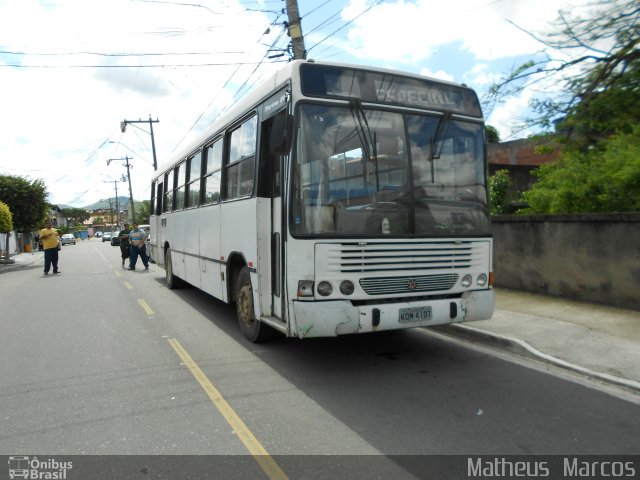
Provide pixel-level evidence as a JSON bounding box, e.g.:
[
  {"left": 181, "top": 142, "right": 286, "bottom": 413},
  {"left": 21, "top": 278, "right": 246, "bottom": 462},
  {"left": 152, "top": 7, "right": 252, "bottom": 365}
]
[
  {"left": 306, "top": 0, "right": 386, "bottom": 55},
  {"left": 0, "top": 61, "right": 274, "bottom": 69}
]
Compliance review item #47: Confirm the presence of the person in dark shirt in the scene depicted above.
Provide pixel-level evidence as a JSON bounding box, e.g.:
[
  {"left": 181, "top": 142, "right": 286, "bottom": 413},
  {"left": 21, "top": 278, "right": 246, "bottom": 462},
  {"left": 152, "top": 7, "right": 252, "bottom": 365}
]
[{"left": 118, "top": 223, "right": 131, "bottom": 268}]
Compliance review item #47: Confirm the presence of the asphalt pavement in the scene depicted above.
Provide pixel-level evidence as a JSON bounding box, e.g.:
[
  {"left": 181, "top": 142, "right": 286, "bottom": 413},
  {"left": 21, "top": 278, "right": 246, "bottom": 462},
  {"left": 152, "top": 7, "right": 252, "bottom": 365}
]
[{"left": 3, "top": 248, "right": 639, "bottom": 393}]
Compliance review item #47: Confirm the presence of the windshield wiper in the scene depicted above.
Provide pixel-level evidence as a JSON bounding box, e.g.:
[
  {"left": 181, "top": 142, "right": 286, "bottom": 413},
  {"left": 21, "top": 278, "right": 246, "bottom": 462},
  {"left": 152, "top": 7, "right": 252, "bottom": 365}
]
[
  {"left": 350, "top": 100, "right": 380, "bottom": 191},
  {"left": 429, "top": 112, "right": 451, "bottom": 161}
]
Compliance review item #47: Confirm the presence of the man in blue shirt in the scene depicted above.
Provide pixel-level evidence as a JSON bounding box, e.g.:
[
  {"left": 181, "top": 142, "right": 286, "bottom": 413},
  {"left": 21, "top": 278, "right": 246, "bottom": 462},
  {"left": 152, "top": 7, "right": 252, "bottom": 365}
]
[{"left": 128, "top": 223, "right": 149, "bottom": 270}]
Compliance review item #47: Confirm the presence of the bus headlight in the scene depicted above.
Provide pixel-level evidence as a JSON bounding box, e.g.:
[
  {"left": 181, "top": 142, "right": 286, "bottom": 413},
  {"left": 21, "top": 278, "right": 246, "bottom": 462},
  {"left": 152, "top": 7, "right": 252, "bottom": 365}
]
[
  {"left": 461, "top": 274, "right": 472, "bottom": 288},
  {"left": 297, "top": 280, "right": 314, "bottom": 297},
  {"left": 476, "top": 273, "right": 488, "bottom": 287},
  {"left": 339, "top": 280, "right": 355, "bottom": 295},
  {"left": 317, "top": 281, "right": 333, "bottom": 296}
]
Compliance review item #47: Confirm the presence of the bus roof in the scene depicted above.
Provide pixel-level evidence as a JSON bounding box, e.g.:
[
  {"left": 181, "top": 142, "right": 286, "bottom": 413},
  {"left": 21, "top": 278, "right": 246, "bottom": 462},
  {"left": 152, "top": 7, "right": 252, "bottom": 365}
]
[{"left": 155, "top": 59, "right": 480, "bottom": 176}]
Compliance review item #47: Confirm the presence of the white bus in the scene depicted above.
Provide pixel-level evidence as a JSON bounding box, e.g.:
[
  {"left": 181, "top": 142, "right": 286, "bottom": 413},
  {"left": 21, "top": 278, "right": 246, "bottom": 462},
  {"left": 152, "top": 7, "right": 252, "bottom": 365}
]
[{"left": 150, "top": 60, "right": 495, "bottom": 342}]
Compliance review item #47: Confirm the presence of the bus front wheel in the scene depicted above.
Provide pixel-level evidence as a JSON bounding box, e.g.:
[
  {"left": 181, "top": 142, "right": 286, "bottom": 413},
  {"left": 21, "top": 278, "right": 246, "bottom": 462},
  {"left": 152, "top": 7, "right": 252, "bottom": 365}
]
[{"left": 236, "top": 267, "right": 273, "bottom": 342}]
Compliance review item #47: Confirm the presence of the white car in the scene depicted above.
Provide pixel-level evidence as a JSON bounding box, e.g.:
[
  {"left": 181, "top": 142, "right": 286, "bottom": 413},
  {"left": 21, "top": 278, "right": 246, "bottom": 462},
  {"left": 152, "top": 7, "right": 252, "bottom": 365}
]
[{"left": 60, "top": 233, "right": 76, "bottom": 245}]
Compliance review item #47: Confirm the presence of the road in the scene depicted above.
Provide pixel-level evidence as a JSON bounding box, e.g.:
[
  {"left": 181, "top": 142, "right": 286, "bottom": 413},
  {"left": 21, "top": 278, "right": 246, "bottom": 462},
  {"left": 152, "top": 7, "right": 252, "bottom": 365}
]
[{"left": 1, "top": 240, "right": 639, "bottom": 478}]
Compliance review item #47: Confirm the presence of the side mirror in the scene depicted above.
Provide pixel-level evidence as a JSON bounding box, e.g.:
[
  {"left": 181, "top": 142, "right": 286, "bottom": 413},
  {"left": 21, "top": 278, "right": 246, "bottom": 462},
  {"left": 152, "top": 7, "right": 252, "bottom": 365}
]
[{"left": 270, "top": 111, "right": 293, "bottom": 156}]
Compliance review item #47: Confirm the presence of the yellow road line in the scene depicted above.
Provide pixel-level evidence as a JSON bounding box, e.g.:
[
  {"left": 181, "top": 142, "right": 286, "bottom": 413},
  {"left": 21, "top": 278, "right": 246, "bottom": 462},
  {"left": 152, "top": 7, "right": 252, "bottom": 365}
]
[
  {"left": 123, "top": 281, "right": 133, "bottom": 290},
  {"left": 168, "top": 338, "right": 288, "bottom": 480},
  {"left": 138, "top": 298, "right": 154, "bottom": 315}
]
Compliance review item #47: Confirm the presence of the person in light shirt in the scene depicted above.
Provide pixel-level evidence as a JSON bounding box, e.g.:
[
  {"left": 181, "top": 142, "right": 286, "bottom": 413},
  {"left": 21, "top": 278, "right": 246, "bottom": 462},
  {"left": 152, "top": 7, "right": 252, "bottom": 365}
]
[
  {"left": 128, "top": 223, "right": 149, "bottom": 271},
  {"left": 39, "top": 220, "right": 61, "bottom": 275}
]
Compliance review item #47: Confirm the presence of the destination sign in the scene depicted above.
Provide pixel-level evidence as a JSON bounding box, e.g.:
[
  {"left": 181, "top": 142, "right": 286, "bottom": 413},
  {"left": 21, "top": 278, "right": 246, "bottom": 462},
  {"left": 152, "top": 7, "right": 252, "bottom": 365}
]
[{"left": 300, "top": 63, "right": 482, "bottom": 117}]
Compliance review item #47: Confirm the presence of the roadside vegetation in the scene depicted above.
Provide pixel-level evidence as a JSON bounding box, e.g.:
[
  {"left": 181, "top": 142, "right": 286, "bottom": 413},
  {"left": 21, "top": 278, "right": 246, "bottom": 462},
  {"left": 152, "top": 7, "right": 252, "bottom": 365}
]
[{"left": 487, "top": 0, "right": 640, "bottom": 214}]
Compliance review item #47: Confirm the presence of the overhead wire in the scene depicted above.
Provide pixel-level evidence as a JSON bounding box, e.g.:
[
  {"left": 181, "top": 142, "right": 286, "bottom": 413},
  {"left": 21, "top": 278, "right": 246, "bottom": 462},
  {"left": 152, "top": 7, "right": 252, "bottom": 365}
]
[{"left": 169, "top": 9, "right": 286, "bottom": 155}]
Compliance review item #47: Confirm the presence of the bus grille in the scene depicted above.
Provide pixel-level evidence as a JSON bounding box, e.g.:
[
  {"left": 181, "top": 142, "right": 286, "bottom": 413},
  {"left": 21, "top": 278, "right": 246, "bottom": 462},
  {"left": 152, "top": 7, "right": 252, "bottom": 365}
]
[
  {"left": 359, "top": 273, "right": 459, "bottom": 295},
  {"left": 318, "top": 241, "right": 485, "bottom": 273}
]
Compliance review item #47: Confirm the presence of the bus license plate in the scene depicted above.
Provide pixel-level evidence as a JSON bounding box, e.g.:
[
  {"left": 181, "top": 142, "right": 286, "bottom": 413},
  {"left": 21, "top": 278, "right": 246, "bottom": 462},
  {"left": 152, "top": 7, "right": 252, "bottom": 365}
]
[{"left": 399, "top": 306, "right": 432, "bottom": 323}]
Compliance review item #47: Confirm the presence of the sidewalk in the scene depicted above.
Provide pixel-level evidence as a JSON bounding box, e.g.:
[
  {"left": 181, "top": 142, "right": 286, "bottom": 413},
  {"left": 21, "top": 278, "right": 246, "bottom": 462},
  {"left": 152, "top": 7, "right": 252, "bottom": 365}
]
[
  {"left": 2, "top": 252, "right": 639, "bottom": 391},
  {"left": 0, "top": 250, "right": 43, "bottom": 273},
  {"left": 438, "top": 289, "right": 640, "bottom": 392}
]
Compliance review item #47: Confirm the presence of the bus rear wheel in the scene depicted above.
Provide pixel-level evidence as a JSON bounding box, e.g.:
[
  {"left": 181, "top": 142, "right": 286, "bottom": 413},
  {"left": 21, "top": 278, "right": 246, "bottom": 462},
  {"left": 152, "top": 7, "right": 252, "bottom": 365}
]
[
  {"left": 165, "top": 248, "right": 183, "bottom": 289},
  {"left": 236, "top": 267, "right": 273, "bottom": 342}
]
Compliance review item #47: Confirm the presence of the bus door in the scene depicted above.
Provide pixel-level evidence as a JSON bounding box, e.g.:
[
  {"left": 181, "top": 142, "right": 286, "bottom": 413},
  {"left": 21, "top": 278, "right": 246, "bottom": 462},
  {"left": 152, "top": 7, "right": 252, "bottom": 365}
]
[
  {"left": 257, "top": 113, "right": 285, "bottom": 320},
  {"left": 151, "top": 179, "right": 164, "bottom": 264}
]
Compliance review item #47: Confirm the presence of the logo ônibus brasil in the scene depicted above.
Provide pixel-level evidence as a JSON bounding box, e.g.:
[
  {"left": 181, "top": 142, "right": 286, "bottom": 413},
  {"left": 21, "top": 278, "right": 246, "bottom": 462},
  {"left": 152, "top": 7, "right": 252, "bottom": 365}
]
[{"left": 8, "top": 456, "right": 73, "bottom": 479}]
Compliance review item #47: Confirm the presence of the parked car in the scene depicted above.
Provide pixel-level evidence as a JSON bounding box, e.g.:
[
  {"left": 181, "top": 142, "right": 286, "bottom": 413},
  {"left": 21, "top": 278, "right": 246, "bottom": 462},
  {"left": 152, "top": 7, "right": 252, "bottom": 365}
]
[
  {"left": 95, "top": 231, "right": 103, "bottom": 238},
  {"left": 60, "top": 233, "right": 76, "bottom": 245},
  {"left": 111, "top": 232, "right": 121, "bottom": 246},
  {"left": 102, "top": 232, "right": 112, "bottom": 242}
]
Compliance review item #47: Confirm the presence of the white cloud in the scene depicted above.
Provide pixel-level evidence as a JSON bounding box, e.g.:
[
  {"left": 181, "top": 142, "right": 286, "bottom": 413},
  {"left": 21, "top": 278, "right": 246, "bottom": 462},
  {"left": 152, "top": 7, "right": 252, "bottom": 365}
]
[
  {"left": 0, "top": 0, "right": 276, "bottom": 206},
  {"left": 341, "top": 0, "right": 589, "bottom": 62},
  {"left": 419, "top": 67, "right": 454, "bottom": 82}
]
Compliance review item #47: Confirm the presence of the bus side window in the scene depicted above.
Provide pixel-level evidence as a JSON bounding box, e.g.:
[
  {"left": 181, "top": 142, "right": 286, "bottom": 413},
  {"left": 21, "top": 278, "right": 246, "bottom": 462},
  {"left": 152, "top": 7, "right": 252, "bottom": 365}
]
[
  {"left": 163, "top": 170, "right": 173, "bottom": 212},
  {"left": 150, "top": 181, "right": 156, "bottom": 214},
  {"left": 225, "top": 115, "right": 257, "bottom": 200},
  {"left": 203, "top": 138, "right": 223, "bottom": 205},
  {"left": 156, "top": 182, "right": 164, "bottom": 215},
  {"left": 186, "top": 151, "right": 202, "bottom": 208},
  {"left": 175, "top": 161, "right": 186, "bottom": 210}
]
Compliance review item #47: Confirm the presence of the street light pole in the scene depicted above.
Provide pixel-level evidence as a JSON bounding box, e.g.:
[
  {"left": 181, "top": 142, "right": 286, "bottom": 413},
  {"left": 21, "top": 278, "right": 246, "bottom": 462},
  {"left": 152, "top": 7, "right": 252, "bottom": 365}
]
[
  {"left": 107, "top": 156, "right": 135, "bottom": 222},
  {"left": 120, "top": 116, "right": 159, "bottom": 170}
]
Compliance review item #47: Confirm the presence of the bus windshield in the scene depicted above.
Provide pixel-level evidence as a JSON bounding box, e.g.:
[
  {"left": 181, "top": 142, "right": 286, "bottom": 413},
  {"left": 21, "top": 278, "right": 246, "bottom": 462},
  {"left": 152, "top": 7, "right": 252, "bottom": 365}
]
[{"left": 291, "top": 103, "right": 491, "bottom": 237}]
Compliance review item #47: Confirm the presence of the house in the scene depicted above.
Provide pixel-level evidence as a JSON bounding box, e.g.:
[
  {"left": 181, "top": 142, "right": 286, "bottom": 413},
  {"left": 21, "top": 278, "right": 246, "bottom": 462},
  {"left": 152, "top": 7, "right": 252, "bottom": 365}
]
[{"left": 487, "top": 138, "right": 560, "bottom": 194}]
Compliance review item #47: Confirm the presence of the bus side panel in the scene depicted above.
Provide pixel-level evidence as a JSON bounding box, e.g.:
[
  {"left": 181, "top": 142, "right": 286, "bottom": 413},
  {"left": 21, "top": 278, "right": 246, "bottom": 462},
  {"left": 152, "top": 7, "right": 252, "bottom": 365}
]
[
  {"left": 199, "top": 203, "right": 224, "bottom": 300},
  {"left": 284, "top": 237, "right": 317, "bottom": 336},
  {"left": 182, "top": 208, "right": 202, "bottom": 289},
  {"left": 149, "top": 214, "right": 161, "bottom": 267},
  {"left": 169, "top": 210, "right": 187, "bottom": 280},
  {"left": 220, "top": 199, "right": 259, "bottom": 308}
]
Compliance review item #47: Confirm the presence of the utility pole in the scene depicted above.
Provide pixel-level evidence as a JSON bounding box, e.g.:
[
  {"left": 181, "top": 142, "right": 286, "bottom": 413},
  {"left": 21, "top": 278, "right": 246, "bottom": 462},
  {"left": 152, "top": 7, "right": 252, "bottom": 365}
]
[
  {"left": 103, "top": 179, "right": 120, "bottom": 229},
  {"left": 107, "top": 156, "right": 135, "bottom": 223},
  {"left": 285, "top": 0, "right": 306, "bottom": 60},
  {"left": 120, "top": 116, "right": 159, "bottom": 170}
]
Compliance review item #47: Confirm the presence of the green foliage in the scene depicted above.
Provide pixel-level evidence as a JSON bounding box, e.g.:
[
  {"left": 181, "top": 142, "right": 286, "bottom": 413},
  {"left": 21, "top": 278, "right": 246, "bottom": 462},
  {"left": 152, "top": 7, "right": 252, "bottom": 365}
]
[
  {"left": 561, "top": 77, "right": 640, "bottom": 152},
  {"left": 0, "top": 175, "right": 48, "bottom": 232},
  {"left": 483, "top": 0, "right": 640, "bottom": 152},
  {"left": 0, "top": 200, "right": 13, "bottom": 233},
  {"left": 135, "top": 200, "right": 151, "bottom": 224},
  {"left": 489, "top": 169, "right": 515, "bottom": 215},
  {"left": 486, "top": 125, "right": 501, "bottom": 143},
  {"left": 521, "top": 128, "right": 640, "bottom": 213},
  {"left": 61, "top": 207, "right": 90, "bottom": 227}
]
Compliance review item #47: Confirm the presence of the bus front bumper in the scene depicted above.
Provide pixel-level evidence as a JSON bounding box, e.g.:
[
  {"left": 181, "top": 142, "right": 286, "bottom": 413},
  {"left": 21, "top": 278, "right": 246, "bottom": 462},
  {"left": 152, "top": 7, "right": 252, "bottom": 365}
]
[{"left": 292, "top": 289, "right": 495, "bottom": 338}]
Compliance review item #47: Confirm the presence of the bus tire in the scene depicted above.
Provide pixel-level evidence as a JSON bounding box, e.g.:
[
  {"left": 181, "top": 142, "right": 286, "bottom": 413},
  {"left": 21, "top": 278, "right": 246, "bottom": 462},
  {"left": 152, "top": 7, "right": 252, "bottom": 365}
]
[
  {"left": 236, "top": 267, "right": 273, "bottom": 342},
  {"left": 165, "top": 248, "right": 183, "bottom": 289}
]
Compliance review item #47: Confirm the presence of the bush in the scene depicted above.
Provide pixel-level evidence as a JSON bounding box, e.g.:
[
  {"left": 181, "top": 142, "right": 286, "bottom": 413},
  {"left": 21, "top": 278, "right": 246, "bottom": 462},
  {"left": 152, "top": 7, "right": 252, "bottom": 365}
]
[
  {"left": 489, "top": 169, "right": 514, "bottom": 215},
  {"left": 521, "top": 128, "right": 640, "bottom": 213}
]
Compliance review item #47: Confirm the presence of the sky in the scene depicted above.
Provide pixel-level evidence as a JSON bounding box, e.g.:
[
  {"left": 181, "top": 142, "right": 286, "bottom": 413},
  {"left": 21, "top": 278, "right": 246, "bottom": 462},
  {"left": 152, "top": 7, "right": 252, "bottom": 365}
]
[{"left": 0, "top": 0, "right": 595, "bottom": 208}]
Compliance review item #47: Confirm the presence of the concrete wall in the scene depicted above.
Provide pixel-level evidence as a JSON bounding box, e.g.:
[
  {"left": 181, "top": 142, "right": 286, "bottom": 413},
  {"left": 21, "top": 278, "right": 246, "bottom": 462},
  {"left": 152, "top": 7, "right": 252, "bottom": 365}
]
[{"left": 492, "top": 213, "right": 640, "bottom": 311}]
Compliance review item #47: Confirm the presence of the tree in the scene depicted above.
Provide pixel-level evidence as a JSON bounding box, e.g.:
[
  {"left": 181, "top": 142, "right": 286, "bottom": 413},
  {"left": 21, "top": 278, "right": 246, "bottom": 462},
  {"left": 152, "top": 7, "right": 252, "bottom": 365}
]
[
  {"left": 0, "top": 200, "right": 13, "bottom": 261},
  {"left": 61, "top": 207, "right": 90, "bottom": 227},
  {"left": 0, "top": 175, "right": 48, "bottom": 232},
  {"left": 521, "top": 127, "right": 640, "bottom": 213},
  {"left": 135, "top": 200, "right": 151, "bottom": 224},
  {"left": 489, "top": 169, "right": 516, "bottom": 215},
  {"left": 484, "top": 0, "right": 640, "bottom": 149},
  {"left": 486, "top": 125, "right": 501, "bottom": 143}
]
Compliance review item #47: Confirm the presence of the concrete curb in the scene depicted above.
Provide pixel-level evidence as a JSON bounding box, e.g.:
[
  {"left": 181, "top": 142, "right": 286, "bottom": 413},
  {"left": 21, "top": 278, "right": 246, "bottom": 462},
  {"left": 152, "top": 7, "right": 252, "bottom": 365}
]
[{"left": 434, "top": 323, "right": 640, "bottom": 393}]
